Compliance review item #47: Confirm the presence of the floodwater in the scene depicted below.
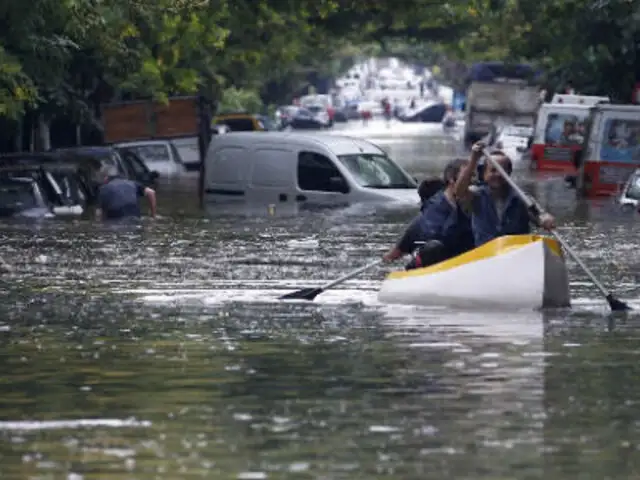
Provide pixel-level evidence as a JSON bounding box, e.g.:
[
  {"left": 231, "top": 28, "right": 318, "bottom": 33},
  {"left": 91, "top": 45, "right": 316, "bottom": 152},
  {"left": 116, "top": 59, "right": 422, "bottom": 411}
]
[{"left": 2, "top": 119, "right": 640, "bottom": 479}]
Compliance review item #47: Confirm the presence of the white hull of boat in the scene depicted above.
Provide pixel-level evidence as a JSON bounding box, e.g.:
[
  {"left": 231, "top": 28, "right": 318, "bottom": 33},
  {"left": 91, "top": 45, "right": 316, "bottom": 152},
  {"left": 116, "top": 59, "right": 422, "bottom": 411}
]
[{"left": 378, "top": 235, "right": 571, "bottom": 310}]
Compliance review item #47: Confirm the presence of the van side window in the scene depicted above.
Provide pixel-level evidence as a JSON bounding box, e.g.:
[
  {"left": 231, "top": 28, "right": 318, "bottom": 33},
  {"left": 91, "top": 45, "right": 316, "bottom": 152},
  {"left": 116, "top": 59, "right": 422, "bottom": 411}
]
[
  {"left": 297, "top": 152, "right": 348, "bottom": 192},
  {"left": 251, "top": 149, "right": 291, "bottom": 187},
  {"left": 207, "top": 147, "right": 247, "bottom": 184}
]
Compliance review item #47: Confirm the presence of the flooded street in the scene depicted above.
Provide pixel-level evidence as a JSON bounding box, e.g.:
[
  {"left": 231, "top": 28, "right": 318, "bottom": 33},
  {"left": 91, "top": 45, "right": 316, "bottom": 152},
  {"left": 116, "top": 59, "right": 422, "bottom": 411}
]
[{"left": 2, "top": 120, "right": 640, "bottom": 479}]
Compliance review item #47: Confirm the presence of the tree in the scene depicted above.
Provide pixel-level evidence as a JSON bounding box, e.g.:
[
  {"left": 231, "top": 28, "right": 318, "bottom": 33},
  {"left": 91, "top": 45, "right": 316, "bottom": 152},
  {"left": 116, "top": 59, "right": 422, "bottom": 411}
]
[
  {"left": 2, "top": 0, "right": 638, "bottom": 151},
  {"left": 432, "top": 0, "right": 640, "bottom": 100}
]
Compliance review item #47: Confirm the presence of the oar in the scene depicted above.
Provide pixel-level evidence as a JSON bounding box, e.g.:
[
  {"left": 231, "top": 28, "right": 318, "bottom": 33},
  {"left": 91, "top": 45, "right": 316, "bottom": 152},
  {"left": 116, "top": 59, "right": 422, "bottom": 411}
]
[
  {"left": 482, "top": 148, "right": 631, "bottom": 311},
  {"left": 280, "top": 259, "right": 384, "bottom": 301}
]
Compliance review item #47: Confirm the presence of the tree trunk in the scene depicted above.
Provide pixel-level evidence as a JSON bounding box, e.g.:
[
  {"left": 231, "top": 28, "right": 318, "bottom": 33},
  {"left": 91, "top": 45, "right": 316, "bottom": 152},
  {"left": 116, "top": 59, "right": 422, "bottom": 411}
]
[
  {"left": 37, "top": 114, "right": 51, "bottom": 151},
  {"left": 14, "top": 117, "right": 23, "bottom": 152},
  {"left": 29, "top": 120, "right": 35, "bottom": 152}
]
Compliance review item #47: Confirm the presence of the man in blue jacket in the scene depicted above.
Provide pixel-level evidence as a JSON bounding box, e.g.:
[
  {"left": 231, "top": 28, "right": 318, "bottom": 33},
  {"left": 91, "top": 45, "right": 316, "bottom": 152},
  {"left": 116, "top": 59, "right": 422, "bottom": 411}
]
[
  {"left": 382, "top": 159, "right": 475, "bottom": 269},
  {"left": 454, "top": 143, "right": 555, "bottom": 246},
  {"left": 96, "top": 165, "right": 157, "bottom": 221}
]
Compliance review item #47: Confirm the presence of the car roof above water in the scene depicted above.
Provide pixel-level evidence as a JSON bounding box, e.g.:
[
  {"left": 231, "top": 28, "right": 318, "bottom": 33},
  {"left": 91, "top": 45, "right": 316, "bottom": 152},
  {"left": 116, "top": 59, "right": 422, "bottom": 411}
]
[{"left": 209, "top": 132, "right": 384, "bottom": 157}]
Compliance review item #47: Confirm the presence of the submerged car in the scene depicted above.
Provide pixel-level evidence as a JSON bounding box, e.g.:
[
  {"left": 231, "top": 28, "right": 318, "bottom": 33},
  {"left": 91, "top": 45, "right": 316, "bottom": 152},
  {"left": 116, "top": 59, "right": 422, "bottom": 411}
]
[
  {"left": 55, "top": 146, "right": 159, "bottom": 199},
  {"left": 289, "top": 107, "right": 332, "bottom": 129},
  {"left": 0, "top": 154, "right": 92, "bottom": 216},
  {"left": 116, "top": 140, "right": 186, "bottom": 177},
  {"left": 275, "top": 106, "right": 300, "bottom": 129},
  {"left": 212, "top": 112, "right": 276, "bottom": 132},
  {"left": 399, "top": 102, "right": 447, "bottom": 123},
  {"left": 0, "top": 177, "right": 53, "bottom": 219},
  {"left": 618, "top": 168, "right": 640, "bottom": 210}
]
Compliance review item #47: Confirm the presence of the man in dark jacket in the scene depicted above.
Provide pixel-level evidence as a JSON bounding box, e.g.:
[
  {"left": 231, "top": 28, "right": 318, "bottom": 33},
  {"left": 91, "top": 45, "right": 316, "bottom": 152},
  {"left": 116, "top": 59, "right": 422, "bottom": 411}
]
[
  {"left": 418, "top": 177, "right": 445, "bottom": 212},
  {"left": 454, "top": 144, "right": 554, "bottom": 246},
  {"left": 382, "top": 159, "right": 474, "bottom": 269},
  {"left": 96, "top": 165, "right": 157, "bottom": 220}
]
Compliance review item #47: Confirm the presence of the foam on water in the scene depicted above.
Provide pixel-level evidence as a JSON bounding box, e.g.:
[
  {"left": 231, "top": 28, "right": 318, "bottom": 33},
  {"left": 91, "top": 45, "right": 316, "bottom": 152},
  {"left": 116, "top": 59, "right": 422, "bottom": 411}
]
[
  {"left": 0, "top": 418, "right": 151, "bottom": 431},
  {"left": 125, "top": 280, "right": 640, "bottom": 320},
  {"left": 129, "top": 287, "right": 379, "bottom": 307}
]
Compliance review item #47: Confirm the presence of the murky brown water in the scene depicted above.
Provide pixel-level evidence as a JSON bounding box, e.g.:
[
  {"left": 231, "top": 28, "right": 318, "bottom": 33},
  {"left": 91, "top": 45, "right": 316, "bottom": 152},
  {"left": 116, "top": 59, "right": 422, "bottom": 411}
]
[{"left": 1, "top": 121, "right": 640, "bottom": 479}]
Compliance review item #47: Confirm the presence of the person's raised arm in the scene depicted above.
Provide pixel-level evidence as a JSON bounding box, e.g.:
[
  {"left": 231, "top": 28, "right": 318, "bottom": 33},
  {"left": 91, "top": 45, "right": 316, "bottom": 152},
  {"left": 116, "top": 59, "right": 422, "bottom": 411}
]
[
  {"left": 454, "top": 142, "right": 484, "bottom": 201},
  {"left": 144, "top": 187, "right": 157, "bottom": 218}
]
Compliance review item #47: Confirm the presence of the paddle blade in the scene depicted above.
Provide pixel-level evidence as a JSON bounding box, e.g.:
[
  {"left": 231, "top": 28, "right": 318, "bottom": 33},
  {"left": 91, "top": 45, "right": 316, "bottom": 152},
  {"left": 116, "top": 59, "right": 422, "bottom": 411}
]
[
  {"left": 606, "top": 293, "right": 632, "bottom": 312},
  {"left": 279, "top": 287, "right": 323, "bottom": 301}
]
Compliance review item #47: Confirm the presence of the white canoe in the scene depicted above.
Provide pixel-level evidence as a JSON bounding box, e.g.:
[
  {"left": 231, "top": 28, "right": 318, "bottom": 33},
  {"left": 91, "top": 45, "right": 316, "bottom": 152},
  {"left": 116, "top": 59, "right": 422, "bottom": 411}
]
[{"left": 378, "top": 235, "right": 570, "bottom": 310}]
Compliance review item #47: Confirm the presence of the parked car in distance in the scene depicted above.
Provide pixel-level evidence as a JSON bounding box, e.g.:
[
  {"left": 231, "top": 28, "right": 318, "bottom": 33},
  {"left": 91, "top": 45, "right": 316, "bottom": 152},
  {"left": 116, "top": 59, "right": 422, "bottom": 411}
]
[
  {"left": 492, "top": 124, "right": 535, "bottom": 165},
  {"left": 306, "top": 105, "right": 333, "bottom": 127},
  {"left": 275, "top": 106, "right": 299, "bottom": 129},
  {"left": 170, "top": 137, "right": 201, "bottom": 172},
  {"left": 289, "top": 107, "right": 332, "bottom": 129},
  {"left": 399, "top": 102, "right": 447, "bottom": 123},
  {"left": 118, "top": 148, "right": 160, "bottom": 187},
  {"left": 212, "top": 112, "right": 276, "bottom": 132},
  {"left": 115, "top": 140, "right": 185, "bottom": 177}
]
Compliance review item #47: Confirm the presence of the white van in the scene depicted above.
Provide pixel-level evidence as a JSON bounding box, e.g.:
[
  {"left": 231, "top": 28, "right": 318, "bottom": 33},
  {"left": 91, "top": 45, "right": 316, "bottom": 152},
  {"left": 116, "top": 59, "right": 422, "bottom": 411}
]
[
  {"left": 551, "top": 94, "right": 610, "bottom": 105},
  {"left": 203, "top": 132, "right": 420, "bottom": 207}
]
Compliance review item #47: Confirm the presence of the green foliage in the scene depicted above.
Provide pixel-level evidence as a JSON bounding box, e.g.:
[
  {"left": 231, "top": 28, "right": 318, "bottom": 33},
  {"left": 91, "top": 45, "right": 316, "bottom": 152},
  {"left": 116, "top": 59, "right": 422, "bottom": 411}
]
[
  {"left": 433, "top": 0, "right": 640, "bottom": 100},
  {"left": 218, "top": 87, "right": 263, "bottom": 113},
  {"left": 0, "top": 0, "right": 637, "bottom": 126}
]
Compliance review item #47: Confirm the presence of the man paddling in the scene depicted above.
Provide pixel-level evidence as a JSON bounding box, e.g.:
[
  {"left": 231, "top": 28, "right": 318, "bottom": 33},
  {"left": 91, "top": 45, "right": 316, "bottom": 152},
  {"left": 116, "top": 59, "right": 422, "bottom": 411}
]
[
  {"left": 454, "top": 143, "right": 555, "bottom": 247},
  {"left": 382, "top": 159, "right": 474, "bottom": 269}
]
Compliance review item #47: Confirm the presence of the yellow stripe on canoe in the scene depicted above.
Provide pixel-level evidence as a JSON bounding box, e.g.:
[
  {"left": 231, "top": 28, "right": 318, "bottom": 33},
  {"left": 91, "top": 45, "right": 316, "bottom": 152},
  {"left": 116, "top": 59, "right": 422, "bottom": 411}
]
[{"left": 387, "top": 234, "right": 562, "bottom": 280}]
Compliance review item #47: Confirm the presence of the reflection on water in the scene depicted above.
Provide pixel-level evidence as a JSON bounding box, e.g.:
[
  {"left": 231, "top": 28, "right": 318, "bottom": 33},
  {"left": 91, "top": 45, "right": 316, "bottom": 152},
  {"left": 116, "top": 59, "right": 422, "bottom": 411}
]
[{"left": 1, "top": 126, "right": 640, "bottom": 478}]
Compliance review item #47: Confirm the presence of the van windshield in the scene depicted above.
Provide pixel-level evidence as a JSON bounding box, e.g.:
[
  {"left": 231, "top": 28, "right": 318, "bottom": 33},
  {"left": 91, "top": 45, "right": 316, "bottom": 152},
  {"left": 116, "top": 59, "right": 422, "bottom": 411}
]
[{"left": 337, "top": 154, "right": 416, "bottom": 189}]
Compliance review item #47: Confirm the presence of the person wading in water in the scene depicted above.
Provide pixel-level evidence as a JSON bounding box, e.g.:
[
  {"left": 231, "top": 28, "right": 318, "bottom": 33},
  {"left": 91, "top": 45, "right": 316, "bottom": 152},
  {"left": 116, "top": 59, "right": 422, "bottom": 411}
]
[{"left": 96, "top": 165, "right": 157, "bottom": 221}]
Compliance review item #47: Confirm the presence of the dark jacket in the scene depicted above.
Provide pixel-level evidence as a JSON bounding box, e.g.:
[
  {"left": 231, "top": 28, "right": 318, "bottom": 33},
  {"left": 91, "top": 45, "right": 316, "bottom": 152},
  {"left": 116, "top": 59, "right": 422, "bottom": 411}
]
[
  {"left": 470, "top": 185, "right": 531, "bottom": 246},
  {"left": 397, "top": 191, "right": 475, "bottom": 258},
  {"left": 97, "top": 177, "right": 145, "bottom": 220}
]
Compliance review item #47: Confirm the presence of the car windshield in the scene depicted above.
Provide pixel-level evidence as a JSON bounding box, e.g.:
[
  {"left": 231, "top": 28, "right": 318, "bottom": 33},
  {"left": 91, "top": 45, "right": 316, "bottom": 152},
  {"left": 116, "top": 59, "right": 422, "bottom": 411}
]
[
  {"left": 625, "top": 175, "right": 640, "bottom": 200},
  {"left": 0, "top": 181, "right": 37, "bottom": 210},
  {"left": 337, "top": 154, "right": 416, "bottom": 188},
  {"left": 125, "top": 144, "right": 172, "bottom": 163}
]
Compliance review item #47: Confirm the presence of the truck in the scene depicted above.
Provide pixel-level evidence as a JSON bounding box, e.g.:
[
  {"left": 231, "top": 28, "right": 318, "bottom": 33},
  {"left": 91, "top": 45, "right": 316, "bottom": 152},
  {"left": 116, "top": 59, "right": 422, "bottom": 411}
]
[{"left": 463, "top": 62, "right": 542, "bottom": 148}]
